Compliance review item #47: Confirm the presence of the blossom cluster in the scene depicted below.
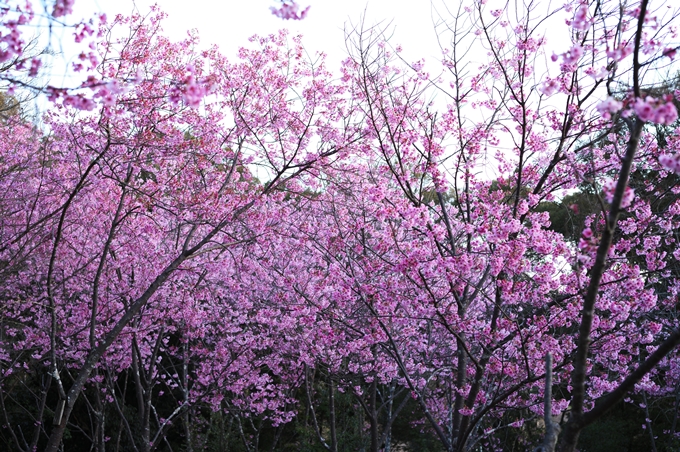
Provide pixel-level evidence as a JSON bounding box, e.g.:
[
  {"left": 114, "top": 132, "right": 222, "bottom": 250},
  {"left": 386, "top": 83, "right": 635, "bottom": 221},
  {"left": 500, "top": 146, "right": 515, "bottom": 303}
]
[
  {"left": 659, "top": 153, "right": 680, "bottom": 174},
  {"left": 602, "top": 178, "right": 635, "bottom": 208},
  {"left": 633, "top": 97, "right": 678, "bottom": 125},
  {"left": 578, "top": 227, "right": 599, "bottom": 265},
  {"left": 0, "top": 5, "right": 31, "bottom": 63},
  {"left": 168, "top": 64, "right": 208, "bottom": 107},
  {"left": 270, "top": 1, "right": 310, "bottom": 20},
  {"left": 570, "top": 5, "right": 592, "bottom": 31},
  {"left": 596, "top": 97, "right": 623, "bottom": 119},
  {"left": 551, "top": 44, "right": 584, "bottom": 73},
  {"left": 52, "top": 0, "right": 75, "bottom": 18}
]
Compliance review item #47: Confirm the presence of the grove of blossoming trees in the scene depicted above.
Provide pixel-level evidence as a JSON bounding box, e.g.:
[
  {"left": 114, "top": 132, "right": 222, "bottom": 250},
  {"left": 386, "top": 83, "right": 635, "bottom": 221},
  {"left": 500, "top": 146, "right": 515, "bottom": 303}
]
[{"left": 1, "top": 0, "right": 680, "bottom": 451}]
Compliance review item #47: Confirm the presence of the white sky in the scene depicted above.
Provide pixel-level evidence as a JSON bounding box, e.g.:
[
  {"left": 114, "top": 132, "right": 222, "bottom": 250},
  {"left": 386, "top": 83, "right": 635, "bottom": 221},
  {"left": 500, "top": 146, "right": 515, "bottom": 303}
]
[{"left": 67, "top": 0, "right": 443, "bottom": 74}]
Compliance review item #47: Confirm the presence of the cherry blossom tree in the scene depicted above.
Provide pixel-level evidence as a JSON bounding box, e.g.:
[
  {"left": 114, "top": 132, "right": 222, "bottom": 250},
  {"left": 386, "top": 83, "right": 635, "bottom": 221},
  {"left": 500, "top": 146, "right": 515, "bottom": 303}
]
[
  {"left": 0, "top": 7, "right": 339, "bottom": 451},
  {"left": 256, "top": 1, "right": 680, "bottom": 450}
]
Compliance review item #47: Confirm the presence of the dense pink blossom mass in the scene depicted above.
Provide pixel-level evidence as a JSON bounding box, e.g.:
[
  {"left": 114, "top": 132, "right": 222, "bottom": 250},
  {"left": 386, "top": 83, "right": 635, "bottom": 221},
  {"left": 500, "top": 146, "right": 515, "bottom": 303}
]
[{"left": 1, "top": 1, "right": 680, "bottom": 452}]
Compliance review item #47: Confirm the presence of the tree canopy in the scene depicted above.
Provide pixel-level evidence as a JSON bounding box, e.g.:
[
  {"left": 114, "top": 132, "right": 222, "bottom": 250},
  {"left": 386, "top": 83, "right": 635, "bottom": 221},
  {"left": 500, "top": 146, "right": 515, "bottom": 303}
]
[{"left": 1, "top": 1, "right": 680, "bottom": 451}]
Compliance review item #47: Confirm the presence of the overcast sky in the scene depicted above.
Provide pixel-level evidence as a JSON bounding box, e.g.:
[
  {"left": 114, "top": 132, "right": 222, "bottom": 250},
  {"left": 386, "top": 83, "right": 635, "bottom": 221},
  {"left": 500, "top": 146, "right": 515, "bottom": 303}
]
[{"left": 66, "top": 0, "right": 443, "bottom": 73}]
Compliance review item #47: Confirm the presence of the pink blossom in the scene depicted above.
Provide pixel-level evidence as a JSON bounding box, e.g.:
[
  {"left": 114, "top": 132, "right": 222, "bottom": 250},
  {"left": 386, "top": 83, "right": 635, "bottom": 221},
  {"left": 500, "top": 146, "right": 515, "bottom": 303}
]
[
  {"left": 578, "top": 226, "right": 600, "bottom": 266},
  {"left": 539, "top": 79, "right": 559, "bottom": 96},
  {"left": 659, "top": 154, "right": 680, "bottom": 174},
  {"left": 552, "top": 44, "right": 584, "bottom": 72},
  {"left": 74, "top": 23, "right": 94, "bottom": 43},
  {"left": 585, "top": 66, "right": 608, "bottom": 80},
  {"left": 634, "top": 97, "right": 656, "bottom": 122},
  {"left": 621, "top": 186, "right": 635, "bottom": 208},
  {"left": 606, "top": 43, "right": 633, "bottom": 61},
  {"left": 572, "top": 5, "right": 591, "bottom": 31},
  {"left": 167, "top": 64, "right": 207, "bottom": 108},
  {"left": 653, "top": 102, "right": 678, "bottom": 125},
  {"left": 270, "top": 1, "right": 310, "bottom": 20},
  {"left": 0, "top": 22, "right": 24, "bottom": 62},
  {"left": 582, "top": 227, "right": 593, "bottom": 239},
  {"left": 183, "top": 82, "right": 206, "bottom": 108},
  {"left": 596, "top": 97, "right": 623, "bottom": 120},
  {"left": 634, "top": 97, "right": 678, "bottom": 125},
  {"left": 62, "top": 93, "right": 96, "bottom": 111},
  {"left": 603, "top": 179, "right": 634, "bottom": 208},
  {"left": 562, "top": 44, "right": 584, "bottom": 65},
  {"left": 28, "top": 57, "right": 41, "bottom": 77},
  {"left": 52, "top": 0, "right": 75, "bottom": 18}
]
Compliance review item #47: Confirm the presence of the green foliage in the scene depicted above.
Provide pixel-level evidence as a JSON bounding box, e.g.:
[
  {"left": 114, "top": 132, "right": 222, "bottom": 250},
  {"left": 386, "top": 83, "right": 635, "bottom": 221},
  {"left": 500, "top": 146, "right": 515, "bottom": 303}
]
[
  {"left": 535, "top": 189, "right": 602, "bottom": 242},
  {"left": 578, "top": 401, "right": 651, "bottom": 452}
]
